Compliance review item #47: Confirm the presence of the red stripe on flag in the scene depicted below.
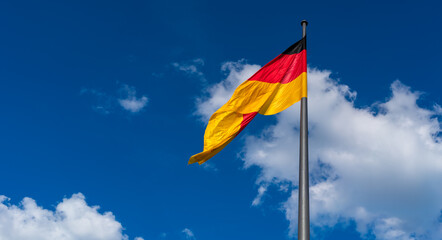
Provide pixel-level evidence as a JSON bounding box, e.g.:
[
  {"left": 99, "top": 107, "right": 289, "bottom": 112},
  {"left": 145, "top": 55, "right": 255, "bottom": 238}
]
[
  {"left": 237, "top": 112, "right": 258, "bottom": 135},
  {"left": 247, "top": 50, "right": 306, "bottom": 84}
]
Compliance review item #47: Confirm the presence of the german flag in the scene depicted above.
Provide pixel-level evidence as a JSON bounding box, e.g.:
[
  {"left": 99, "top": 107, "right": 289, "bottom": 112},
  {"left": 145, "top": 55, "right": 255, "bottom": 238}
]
[{"left": 189, "top": 37, "right": 307, "bottom": 165}]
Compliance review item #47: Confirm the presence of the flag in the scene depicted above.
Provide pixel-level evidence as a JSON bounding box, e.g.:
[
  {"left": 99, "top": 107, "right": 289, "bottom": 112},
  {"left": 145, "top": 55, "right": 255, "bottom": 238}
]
[{"left": 189, "top": 37, "right": 307, "bottom": 165}]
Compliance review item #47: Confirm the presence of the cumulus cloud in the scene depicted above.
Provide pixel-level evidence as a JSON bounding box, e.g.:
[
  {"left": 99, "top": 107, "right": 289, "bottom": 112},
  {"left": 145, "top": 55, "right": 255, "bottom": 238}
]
[
  {"left": 118, "top": 84, "right": 148, "bottom": 113},
  {"left": 0, "top": 193, "right": 142, "bottom": 240},
  {"left": 195, "top": 61, "right": 442, "bottom": 240},
  {"left": 172, "top": 58, "right": 206, "bottom": 82},
  {"left": 181, "top": 228, "right": 195, "bottom": 239}
]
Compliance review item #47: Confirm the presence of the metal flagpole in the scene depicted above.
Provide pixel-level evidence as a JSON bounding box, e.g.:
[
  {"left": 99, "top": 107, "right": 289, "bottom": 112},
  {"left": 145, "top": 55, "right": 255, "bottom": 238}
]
[{"left": 298, "top": 19, "right": 310, "bottom": 240}]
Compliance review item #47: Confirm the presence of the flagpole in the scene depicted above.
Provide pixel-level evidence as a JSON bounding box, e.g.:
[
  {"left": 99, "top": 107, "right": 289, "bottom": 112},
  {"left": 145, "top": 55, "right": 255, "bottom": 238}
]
[{"left": 298, "top": 20, "right": 310, "bottom": 240}]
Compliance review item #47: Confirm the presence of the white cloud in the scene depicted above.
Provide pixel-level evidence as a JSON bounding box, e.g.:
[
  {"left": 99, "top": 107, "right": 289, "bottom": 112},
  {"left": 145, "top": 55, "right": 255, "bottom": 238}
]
[
  {"left": 172, "top": 58, "right": 206, "bottom": 82},
  {"left": 0, "top": 193, "right": 142, "bottom": 240},
  {"left": 81, "top": 84, "right": 148, "bottom": 114},
  {"left": 118, "top": 84, "right": 148, "bottom": 113},
  {"left": 251, "top": 185, "right": 268, "bottom": 207},
  {"left": 181, "top": 228, "right": 195, "bottom": 239},
  {"left": 373, "top": 218, "right": 415, "bottom": 240},
  {"left": 195, "top": 61, "right": 442, "bottom": 239}
]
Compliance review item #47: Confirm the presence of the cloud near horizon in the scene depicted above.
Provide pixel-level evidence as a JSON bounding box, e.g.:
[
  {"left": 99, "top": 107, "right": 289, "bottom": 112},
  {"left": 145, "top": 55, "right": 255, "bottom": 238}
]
[
  {"left": 0, "top": 193, "right": 142, "bottom": 240},
  {"left": 195, "top": 61, "right": 442, "bottom": 240}
]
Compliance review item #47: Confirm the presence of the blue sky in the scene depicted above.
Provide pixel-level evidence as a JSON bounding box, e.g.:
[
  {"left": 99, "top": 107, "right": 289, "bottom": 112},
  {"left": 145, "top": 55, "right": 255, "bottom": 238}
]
[{"left": 1, "top": 1, "right": 441, "bottom": 240}]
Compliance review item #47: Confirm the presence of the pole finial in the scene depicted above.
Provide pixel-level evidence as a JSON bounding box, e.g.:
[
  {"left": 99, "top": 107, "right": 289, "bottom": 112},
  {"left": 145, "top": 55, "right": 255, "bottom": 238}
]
[{"left": 301, "top": 20, "right": 308, "bottom": 26}]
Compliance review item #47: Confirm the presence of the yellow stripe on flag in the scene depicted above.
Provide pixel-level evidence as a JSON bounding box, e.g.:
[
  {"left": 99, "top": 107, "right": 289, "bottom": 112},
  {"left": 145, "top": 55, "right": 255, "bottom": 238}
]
[{"left": 189, "top": 72, "right": 306, "bottom": 165}]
